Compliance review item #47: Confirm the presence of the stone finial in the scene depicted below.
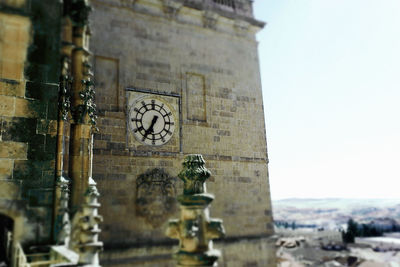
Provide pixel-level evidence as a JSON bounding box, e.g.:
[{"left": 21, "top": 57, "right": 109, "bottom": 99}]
[
  {"left": 178, "top": 154, "right": 211, "bottom": 195},
  {"left": 166, "top": 154, "right": 225, "bottom": 266},
  {"left": 55, "top": 176, "right": 71, "bottom": 246},
  {"left": 70, "top": 177, "right": 103, "bottom": 265}
]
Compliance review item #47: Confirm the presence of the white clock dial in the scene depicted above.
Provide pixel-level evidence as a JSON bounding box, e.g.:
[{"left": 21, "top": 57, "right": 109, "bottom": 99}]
[{"left": 129, "top": 98, "right": 176, "bottom": 146}]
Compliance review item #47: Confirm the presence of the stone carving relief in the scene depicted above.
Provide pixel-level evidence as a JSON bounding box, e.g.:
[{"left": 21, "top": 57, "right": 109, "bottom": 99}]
[
  {"left": 162, "top": 0, "right": 183, "bottom": 19},
  {"left": 234, "top": 19, "right": 250, "bottom": 37},
  {"left": 203, "top": 10, "right": 219, "bottom": 30},
  {"left": 136, "top": 168, "right": 177, "bottom": 227},
  {"left": 235, "top": 0, "right": 254, "bottom": 17}
]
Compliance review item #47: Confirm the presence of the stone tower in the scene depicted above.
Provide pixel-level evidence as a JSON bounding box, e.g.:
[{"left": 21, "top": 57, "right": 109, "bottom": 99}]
[
  {"left": 0, "top": 0, "right": 103, "bottom": 265},
  {"left": 90, "top": 0, "right": 276, "bottom": 265}
]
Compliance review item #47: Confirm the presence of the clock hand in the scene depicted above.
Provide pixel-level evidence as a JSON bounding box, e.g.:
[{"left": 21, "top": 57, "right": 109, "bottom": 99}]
[{"left": 143, "top": 115, "right": 159, "bottom": 139}]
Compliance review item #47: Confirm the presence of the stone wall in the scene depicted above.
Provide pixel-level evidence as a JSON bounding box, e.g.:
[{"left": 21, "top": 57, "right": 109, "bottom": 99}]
[
  {"left": 90, "top": 0, "right": 275, "bottom": 265},
  {"left": 0, "top": 0, "right": 62, "bottom": 246}
]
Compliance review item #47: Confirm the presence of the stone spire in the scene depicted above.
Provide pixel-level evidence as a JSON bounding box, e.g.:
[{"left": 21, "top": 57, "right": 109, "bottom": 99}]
[
  {"left": 55, "top": 176, "right": 72, "bottom": 246},
  {"left": 166, "top": 154, "right": 225, "bottom": 266},
  {"left": 70, "top": 177, "right": 103, "bottom": 265}
]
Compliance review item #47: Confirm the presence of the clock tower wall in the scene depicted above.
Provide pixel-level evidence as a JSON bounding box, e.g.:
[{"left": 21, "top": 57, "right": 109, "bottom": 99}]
[{"left": 90, "top": 0, "right": 276, "bottom": 265}]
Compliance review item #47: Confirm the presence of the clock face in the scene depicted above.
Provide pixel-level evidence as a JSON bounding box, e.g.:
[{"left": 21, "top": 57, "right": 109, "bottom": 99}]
[{"left": 128, "top": 98, "right": 176, "bottom": 146}]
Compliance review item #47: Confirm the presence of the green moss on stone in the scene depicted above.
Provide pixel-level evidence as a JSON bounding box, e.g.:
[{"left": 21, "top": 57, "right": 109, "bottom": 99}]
[
  {"left": 25, "top": 81, "right": 58, "bottom": 102},
  {"left": 2, "top": 117, "right": 37, "bottom": 142}
]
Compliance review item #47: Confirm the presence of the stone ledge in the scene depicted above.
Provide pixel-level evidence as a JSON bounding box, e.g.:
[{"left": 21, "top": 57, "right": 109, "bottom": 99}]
[{"left": 92, "top": 0, "right": 265, "bottom": 28}]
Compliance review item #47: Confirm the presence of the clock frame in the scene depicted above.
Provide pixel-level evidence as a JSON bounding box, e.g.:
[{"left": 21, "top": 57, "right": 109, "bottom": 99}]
[{"left": 128, "top": 96, "right": 177, "bottom": 146}]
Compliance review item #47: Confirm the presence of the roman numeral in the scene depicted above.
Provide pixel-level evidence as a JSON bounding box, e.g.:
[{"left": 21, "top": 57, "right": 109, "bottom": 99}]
[
  {"left": 141, "top": 101, "right": 148, "bottom": 111},
  {"left": 133, "top": 126, "right": 144, "bottom": 133},
  {"left": 151, "top": 100, "right": 155, "bottom": 110},
  {"left": 165, "top": 121, "right": 174, "bottom": 125},
  {"left": 163, "top": 112, "right": 172, "bottom": 117}
]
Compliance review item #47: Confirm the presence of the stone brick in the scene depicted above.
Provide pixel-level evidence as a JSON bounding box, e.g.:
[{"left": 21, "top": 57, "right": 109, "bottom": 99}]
[
  {"left": 0, "top": 179, "right": 21, "bottom": 200},
  {"left": 0, "top": 141, "right": 27, "bottom": 159},
  {"left": 25, "top": 81, "right": 58, "bottom": 101},
  {"left": 2, "top": 42, "right": 27, "bottom": 62},
  {"left": 36, "top": 119, "right": 58, "bottom": 136},
  {"left": 14, "top": 98, "right": 47, "bottom": 118},
  {"left": 0, "top": 79, "right": 25, "bottom": 97},
  {"left": 90, "top": 0, "right": 274, "bottom": 264},
  {"left": 1, "top": 0, "right": 27, "bottom": 8},
  {"left": 27, "top": 188, "right": 53, "bottom": 206},
  {"left": 0, "top": 60, "right": 24, "bottom": 81},
  {"left": 1, "top": 117, "right": 37, "bottom": 142},
  {"left": 0, "top": 95, "right": 15, "bottom": 116},
  {"left": 0, "top": 13, "right": 30, "bottom": 44},
  {"left": 94, "top": 140, "right": 107, "bottom": 149},
  {"left": 0, "top": 159, "right": 13, "bottom": 178}
]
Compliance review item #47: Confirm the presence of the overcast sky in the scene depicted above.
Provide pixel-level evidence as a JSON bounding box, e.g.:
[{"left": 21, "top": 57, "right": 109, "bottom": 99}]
[{"left": 253, "top": 0, "right": 400, "bottom": 200}]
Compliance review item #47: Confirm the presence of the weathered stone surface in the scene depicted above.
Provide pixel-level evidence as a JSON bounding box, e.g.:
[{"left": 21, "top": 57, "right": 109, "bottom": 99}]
[
  {"left": 0, "top": 95, "right": 15, "bottom": 116},
  {"left": 0, "top": 141, "right": 27, "bottom": 159},
  {"left": 90, "top": 0, "right": 275, "bottom": 265},
  {"left": 0, "top": 179, "right": 21, "bottom": 199},
  {"left": 166, "top": 155, "right": 225, "bottom": 266},
  {"left": 0, "top": 159, "right": 13, "bottom": 179},
  {"left": 0, "top": 0, "right": 62, "bottom": 248}
]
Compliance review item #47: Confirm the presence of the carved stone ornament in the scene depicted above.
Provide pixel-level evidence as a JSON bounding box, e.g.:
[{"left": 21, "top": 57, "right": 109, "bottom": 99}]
[
  {"left": 166, "top": 155, "right": 225, "bottom": 266},
  {"left": 65, "top": 0, "right": 92, "bottom": 26},
  {"left": 136, "top": 168, "right": 177, "bottom": 227},
  {"left": 70, "top": 178, "right": 103, "bottom": 265},
  {"left": 162, "top": 0, "right": 183, "bottom": 19},
  {"left": 203, "top": 10, "right": 219, "bottom": 30},
  {"left": 73, "top": 77, "right": 97, "bottom": 128},
  {"left": 235, "top": 0, "right": 254, "bottom": 16},
  {"left": 59, "top": 56, "right": 72, "bottom": 121},
  {"left": 234, "top": 19, "right": 250, "bottom": 36}
]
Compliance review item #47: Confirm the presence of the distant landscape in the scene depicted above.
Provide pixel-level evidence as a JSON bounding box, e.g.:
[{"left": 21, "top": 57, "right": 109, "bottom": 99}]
[
  {"left": 272, "top": 198, "right": 400, "bottom": 229},
  {"left": 272, "top": 198, "right": 400, "bottom": 266}
]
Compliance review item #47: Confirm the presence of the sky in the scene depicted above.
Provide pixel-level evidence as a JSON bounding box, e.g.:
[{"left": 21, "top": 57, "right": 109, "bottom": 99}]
[{"left": 253, "top": 0, "right": 400, "bottom": 200}]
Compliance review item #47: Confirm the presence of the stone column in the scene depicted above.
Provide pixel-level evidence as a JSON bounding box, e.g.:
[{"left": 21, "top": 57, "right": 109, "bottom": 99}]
[
  {"left": 69, "top": 24, "right": 95, "bottom": 209},
  {"left": 166, "top": 154, "right": 225, "bottom": 266},
  {"left": 63, "top": 0, "right": 102, "bottom": 264},
  {"left": 53, "top": 18, "right": 73, "bottom": 240}
]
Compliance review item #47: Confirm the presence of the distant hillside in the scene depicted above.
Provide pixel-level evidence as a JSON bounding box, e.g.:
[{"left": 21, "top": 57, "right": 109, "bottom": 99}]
[
  {"left": 273, "top": 198, "right": 400, "bottom": 209},
  {"left": 272, "top": 198, "right": 400, "bottom": 228}
]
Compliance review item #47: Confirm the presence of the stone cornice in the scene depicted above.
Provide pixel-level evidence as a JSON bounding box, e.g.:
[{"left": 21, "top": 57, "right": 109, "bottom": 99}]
[
  {"left": 183, "top": 0, "right": 265, "bottom": 28},
  {"left": 92, "top": 0, "right": 265, "bottom": 29}
]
